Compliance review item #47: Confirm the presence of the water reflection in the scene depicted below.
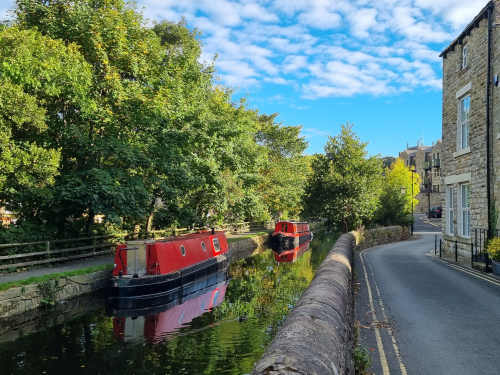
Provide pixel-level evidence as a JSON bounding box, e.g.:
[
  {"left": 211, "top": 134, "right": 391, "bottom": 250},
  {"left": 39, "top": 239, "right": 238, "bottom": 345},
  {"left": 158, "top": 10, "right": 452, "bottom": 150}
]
[
  {"left": 272, "top": 240, "right": 311, "bottom": 263},
  {"left": 0, "top": 230, "right": 340, "bottom": 375},
  {"left": 110, "top": 274, "right": 230, "bottom": 344}
]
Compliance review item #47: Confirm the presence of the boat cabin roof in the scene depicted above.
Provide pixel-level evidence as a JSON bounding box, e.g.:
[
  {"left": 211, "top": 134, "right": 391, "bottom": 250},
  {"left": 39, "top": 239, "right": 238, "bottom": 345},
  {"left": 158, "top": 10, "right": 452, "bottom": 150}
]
[{"left": 276, "top": 221, "right": 308, "bottom": 225}]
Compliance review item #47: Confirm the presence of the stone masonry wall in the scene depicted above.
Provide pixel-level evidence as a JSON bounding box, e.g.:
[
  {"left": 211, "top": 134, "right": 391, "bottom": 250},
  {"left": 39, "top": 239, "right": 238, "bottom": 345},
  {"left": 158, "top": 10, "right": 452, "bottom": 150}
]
[
  {"left": 441, "top": 12, "right": 489, "bottom": 258},
  {"left": 0, "top": 270, "right": 112, "bottom": 318}
]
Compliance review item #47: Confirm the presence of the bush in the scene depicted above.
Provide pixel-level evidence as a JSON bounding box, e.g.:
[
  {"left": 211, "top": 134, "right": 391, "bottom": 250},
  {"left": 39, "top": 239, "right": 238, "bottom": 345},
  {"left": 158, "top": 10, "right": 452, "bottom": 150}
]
[{"left": 486, "top": 237, "right": 500, "bottom": 261}]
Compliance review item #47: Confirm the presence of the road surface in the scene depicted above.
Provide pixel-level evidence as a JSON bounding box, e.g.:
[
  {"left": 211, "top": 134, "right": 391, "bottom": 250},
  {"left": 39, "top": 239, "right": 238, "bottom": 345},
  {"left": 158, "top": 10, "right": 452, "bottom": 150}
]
[{"left": 355, "top": 214, "right": 500, "bottom": 374}]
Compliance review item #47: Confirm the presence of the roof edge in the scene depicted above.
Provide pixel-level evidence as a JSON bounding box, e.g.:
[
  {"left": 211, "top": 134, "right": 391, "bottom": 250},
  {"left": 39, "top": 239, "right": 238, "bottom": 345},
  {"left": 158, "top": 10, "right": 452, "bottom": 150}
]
[{"left": 439, "top": 1, "right": 494, "bottom": 58}]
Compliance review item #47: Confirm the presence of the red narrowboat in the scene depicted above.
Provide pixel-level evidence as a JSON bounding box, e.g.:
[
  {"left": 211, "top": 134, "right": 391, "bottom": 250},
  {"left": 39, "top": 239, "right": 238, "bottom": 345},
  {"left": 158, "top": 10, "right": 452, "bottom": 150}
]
[
  {"left": 273, "top": 239, "right": 311, "bottom": 263},
  {"left": 271, "top": 221, "right": 312, "bottom": 249},
  {"left": 106, "top": 230, "right": 230, "bottom": 309}
]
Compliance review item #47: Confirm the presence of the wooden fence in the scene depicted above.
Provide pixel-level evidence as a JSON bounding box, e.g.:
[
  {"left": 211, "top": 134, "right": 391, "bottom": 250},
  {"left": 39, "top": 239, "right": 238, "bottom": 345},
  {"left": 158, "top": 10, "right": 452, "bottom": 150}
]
[{"left": 0, "top": 221, "right": 276, "bottom": 271}]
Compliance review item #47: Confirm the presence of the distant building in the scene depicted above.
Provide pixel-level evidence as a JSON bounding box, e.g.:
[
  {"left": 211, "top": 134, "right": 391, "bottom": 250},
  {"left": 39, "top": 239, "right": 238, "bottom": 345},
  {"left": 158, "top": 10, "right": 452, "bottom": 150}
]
[{"left": 399, "top": 140, "right": 443, "bottom": 213}]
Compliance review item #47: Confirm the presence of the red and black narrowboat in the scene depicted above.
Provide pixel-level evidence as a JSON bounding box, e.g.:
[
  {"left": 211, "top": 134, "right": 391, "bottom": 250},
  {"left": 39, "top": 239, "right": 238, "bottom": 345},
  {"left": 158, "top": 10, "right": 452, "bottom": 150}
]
[
  {"left": 273, "top": 239, "right": 311, "bottom": 263},
  {"left": 106, "top": 230, "right": 230, "bottom": 309},
  {"left": 271, "top": 221, "right": 312, "bottom": 249}
]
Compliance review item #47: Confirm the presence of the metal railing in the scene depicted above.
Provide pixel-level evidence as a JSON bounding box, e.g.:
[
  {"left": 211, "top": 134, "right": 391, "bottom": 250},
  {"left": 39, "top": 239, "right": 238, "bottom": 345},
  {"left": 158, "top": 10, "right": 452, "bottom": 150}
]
[
  {"left": 471, "top": 228, "right": 500, "bottom": 271},
  {"left": 0, "top": 221, "right": 276, "bottom": 271},
  {"left": 423, "top": 161, "right": 431, "bottom": 170},
  {"left": 432, "top": 159, "right": 441, "bottom": 167}
]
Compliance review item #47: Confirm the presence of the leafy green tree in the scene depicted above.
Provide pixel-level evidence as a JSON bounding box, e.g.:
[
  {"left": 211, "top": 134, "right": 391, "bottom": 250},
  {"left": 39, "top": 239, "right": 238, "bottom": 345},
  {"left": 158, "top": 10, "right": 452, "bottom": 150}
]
[
  {"left": 0, "top": 27, "right": 92, "bottom": 226},
  {"left": 302, "top": 123, "right": 382, "bottom": 232},
  {"left": 374, "top": 157, "right": 420, "bottom": 227},
  {"left": 256, "top": 114, "right": 309, "bottom": 220}
]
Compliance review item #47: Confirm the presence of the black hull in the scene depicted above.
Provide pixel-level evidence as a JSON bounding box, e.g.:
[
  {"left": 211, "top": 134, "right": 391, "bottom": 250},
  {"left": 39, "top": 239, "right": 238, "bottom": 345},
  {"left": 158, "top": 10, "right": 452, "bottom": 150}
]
[
  {"left": 271, "top": 233, "right": 312, "bottom": 251},
  {"left": 106, "top": 252, "right": 230, "bottom": 309}
]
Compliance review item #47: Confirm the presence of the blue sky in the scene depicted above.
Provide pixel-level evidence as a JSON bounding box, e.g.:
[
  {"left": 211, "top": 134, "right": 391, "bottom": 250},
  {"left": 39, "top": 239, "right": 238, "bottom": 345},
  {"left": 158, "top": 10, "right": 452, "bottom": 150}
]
[{"left": 0, "top": 0, "right": 488, "bottom": 156}]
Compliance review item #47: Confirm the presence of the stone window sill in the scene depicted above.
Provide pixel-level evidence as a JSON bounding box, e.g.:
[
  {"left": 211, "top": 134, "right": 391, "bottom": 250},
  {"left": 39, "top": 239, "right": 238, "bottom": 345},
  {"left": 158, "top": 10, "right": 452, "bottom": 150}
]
[
  {"left": 453, "top": 147, "right": 471, "bottom": 158},
  {"left": 442, "top": 234, "right": 472, "bottom": 244}
]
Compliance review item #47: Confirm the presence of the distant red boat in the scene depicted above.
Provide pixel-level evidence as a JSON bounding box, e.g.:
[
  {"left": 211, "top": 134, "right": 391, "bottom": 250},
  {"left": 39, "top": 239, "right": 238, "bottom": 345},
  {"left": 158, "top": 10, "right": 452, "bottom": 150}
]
[
  {"left": 106, "top": 230, "right": 230, "bottom": 309},
  {"left": 273, "top": 239, "right": 311, "bottom": 263},
  {"left": 271, "top": 221, "right": 312, "bottom": 249}
]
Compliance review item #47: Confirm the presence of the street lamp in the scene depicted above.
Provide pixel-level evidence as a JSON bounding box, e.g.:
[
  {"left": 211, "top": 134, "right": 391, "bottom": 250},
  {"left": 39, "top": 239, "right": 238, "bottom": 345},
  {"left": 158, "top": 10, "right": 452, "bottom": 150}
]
[{"left": 411, "top": 168, "right": 416, "bottom": 235}]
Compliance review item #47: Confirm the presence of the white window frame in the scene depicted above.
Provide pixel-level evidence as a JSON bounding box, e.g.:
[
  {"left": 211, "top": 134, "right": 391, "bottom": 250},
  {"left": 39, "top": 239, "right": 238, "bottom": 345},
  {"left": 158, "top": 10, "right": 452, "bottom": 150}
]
[
  {"left": 462, "top": 45, "right": 467, "bottom": 69},
  {"left": 459, "top": 183, "right": 470, "bottom": 237},
  {"left": 447, "top": 186, "right": 454, "bottom": 235},
  {"left": 458, "top": 95, "right": 470, "bottom": 150}
]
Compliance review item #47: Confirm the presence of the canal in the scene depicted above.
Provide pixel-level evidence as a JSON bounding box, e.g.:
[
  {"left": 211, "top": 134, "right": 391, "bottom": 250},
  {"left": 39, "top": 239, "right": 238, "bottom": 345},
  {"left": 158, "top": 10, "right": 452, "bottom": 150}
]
[{"left": 0, "top": 230, "right": 340, "bottom": 375}]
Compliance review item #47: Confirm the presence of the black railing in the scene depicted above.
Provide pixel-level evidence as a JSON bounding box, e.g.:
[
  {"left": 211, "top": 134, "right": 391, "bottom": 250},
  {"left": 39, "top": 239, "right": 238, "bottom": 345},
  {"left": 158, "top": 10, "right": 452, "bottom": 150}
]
[
  {"left": 423, "top": 161, "right": 431, "bottom": 170},
  {"left": 472, "top": 228, "right": 500, "bottom": 271},
  {"left": 432, "top": 159, "right": 441, "bottom": 167}
]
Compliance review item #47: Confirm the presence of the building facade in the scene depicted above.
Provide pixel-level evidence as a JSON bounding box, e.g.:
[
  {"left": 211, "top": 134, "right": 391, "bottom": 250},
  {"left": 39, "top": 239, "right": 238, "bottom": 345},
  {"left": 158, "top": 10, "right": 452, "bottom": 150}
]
[
  {"left": 440, "top": 0, "right": 500, "bottom": 256},
  {"left": 399, "top": 140, "right": 443, "bottom": 213}
]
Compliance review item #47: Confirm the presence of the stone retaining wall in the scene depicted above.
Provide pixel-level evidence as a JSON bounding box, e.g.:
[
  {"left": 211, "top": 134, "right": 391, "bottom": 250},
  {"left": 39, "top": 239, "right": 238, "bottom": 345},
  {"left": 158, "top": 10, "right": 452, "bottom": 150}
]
[
  {"left": 355, "top": 226, "right": 411, "bottom": 249},
  {"left": 0, "top": 270, "right": 112, "bottom": 318},
  {"left": 252, "top": 226, "right": 409, "bottom": 375}
]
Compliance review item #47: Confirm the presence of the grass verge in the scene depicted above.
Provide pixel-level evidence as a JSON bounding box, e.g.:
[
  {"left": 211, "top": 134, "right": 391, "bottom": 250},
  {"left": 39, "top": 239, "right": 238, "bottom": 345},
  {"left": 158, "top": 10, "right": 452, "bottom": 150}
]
[
  {"left": 0, "top": 264, "right": 113, "bottom": 292},
  {"left": 226, "top": 230, "right": 273, "bottom": 243}
]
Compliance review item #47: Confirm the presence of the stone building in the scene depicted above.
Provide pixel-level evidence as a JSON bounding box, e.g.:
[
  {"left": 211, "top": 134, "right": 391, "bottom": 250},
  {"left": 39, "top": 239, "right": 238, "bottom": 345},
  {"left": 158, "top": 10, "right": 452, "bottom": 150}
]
[
  {"left": 399, "top": 140, "right": 443, "bottom": 213},
  {"left": 439, "top": 0, "right": 500, "bottom": 257}
]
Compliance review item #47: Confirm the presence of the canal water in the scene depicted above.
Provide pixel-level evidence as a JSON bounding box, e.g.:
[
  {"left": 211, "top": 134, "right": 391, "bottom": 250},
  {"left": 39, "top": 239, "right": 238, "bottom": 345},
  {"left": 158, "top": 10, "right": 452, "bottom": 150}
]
[{"left": 0, "top": 231, "right": 340, "bottom": 375}]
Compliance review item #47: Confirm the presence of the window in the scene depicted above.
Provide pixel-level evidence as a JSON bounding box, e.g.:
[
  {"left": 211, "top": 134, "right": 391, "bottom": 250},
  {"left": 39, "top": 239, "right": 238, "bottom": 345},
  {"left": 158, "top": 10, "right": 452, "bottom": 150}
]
[
  {"left": 447, "top": 186, "right": 454, "bottom": 235},
  {"left": 459, "top": 96, "right": 470, "bottom": 149},
  {"left": 201, "top": 241, "right": 206, "bottom": 252},
  {"left": 462, "top": 45, "right": 467, "bottom": 68},
  {"left": 180, "top": 245, "right": 186, "bottom": 257},
  {"left": 460, "top": 184, "right": 470, "bottom": 237},
  {"left": 212, "top": 238, "right": 220, "bottom": 252}
]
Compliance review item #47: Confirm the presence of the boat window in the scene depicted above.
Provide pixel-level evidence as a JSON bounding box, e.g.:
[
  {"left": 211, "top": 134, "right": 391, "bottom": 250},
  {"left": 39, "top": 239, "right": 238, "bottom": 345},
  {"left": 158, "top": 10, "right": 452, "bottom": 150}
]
[
  {"left": 201, "top": 241, "right": 206, "bottom": 252},
  {"left": 212, "top": 238, "right": 221, "bottom": 252},
  {"left": 285, "top": 224, "right": 288, "bottom": 232},
  {"left": 180, "top": 245, "right": 186, "bottom": 257},
  {"left": 281, "top": 223, "right": 284, "bottom": 232}
]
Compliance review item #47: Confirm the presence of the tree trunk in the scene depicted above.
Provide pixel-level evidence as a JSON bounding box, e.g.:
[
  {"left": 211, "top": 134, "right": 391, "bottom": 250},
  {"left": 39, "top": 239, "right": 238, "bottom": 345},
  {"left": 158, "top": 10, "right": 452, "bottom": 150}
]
[{"left": 86, "top": 209, "right": 95, "bottom": 235}]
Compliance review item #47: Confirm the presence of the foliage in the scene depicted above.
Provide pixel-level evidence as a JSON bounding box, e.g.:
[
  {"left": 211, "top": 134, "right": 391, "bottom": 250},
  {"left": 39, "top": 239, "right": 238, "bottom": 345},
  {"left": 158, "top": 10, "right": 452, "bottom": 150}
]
[
  {"left": 381, "top": 156, "right": 396, "bottom": 170},
  {"left": 38, "top": 280, "right": 61, "bottom": 307},
  {"left": 486, "top": 237, "right": 500, "bottom": 261},
  {"left": 373, "top": 158, "right": 419, "bottom": 227},
  {"left": 0, "top": 0, "right": 310, "bottom": 242},
  {"left": 354, "top": 343, "right": 372, "bottom": 374},
  {"left": 302, "top": 123, "right": 383, "bottom": 232}
]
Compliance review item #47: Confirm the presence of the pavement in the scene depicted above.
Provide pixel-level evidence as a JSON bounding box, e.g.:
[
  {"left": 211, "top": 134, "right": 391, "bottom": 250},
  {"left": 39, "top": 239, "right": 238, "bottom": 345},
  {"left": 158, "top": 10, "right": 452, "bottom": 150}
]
[{"left": 0, "top": 229, "right": 271, "bottom": 285}]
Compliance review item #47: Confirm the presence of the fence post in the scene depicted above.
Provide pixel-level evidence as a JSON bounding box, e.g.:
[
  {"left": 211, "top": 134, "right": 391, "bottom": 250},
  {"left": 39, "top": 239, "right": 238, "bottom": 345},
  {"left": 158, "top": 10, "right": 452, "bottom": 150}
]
[
  {"left": 435, "top": 235, "right": 437, "bottom": 254},
  {"left": 93, "top": 237, "right": 96, "bottom": 254},
  {"left": 47, "top": 241, "right": 50, "bottom": 259},
  {"left": 439, "top": 239, "right": 442, "bottom": 258},
  {"left": 455, "top": 240, "right": 458, "bottom": 262},
  {"left": 471, "top": 242, "right": 474, "bottom": 268}
]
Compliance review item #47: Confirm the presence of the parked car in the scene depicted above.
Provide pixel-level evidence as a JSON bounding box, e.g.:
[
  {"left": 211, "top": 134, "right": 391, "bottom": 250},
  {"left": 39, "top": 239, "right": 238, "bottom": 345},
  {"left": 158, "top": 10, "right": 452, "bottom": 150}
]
[{"left": 428, "top": 206, "right": 442, "bottom": 218}]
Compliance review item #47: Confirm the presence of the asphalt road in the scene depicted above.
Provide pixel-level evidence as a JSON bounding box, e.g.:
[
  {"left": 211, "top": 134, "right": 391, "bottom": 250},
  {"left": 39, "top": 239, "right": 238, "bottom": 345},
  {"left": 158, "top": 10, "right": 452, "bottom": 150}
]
[{"left": 355, "top": 214, "right": 500, "bottom": 375}]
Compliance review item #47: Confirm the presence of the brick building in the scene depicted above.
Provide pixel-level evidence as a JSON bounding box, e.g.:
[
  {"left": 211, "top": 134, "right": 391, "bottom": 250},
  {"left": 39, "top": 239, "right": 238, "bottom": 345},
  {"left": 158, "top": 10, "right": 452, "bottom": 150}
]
[
  {"left": 399, "top": 140, "right": 443, "bottom": 213},
  {"left": 440, "top": 0, "right": 500, "bottom": 257}
]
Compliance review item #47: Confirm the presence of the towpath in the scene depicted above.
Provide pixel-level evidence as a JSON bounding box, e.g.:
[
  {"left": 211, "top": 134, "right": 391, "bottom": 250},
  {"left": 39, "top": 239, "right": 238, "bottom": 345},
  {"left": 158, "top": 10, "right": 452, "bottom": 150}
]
[
  {"left": 0, "top": 230, "right": 270, "bottom": 285},
  {"left": 356, "top": 214, "right": 500, "bottom": 374}
]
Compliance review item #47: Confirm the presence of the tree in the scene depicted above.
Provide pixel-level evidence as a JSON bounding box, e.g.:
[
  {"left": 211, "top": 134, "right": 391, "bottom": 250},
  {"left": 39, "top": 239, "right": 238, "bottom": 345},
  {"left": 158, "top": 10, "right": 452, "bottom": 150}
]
[
  {"left": 0, "top": 27, "right": 92, "bottom": 226},
  {"left": 374, "top": 157, "right": 420, "bottom": 226},
  {"left": 255, "top": 113, "right": 309, "bottom": 220},
  {"left": 302, "top": 123, "right": 382, "bottom": 232}
]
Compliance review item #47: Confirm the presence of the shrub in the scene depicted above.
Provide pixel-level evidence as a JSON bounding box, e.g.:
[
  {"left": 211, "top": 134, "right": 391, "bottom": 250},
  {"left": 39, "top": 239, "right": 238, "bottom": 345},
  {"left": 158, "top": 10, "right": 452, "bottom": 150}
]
[{"left": 486, "top": 237, "right": 500, "bottom": 261}]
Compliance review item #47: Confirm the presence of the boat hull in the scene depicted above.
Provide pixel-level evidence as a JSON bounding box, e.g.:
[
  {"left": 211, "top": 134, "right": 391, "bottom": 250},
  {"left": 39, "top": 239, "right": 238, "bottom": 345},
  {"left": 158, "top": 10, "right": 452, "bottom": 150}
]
[
  {"left": 106, "top": 252, "right": 230, "bottom": 309},
  {"left": 271, "top": 232, "right": 312, "bottom": 250}
]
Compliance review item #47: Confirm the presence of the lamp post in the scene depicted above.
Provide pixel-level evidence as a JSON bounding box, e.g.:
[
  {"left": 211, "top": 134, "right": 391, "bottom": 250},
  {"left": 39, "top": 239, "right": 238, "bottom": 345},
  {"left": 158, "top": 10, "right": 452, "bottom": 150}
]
[{"left": 411, "top": 168, "right": 416, "bottom": 235}]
